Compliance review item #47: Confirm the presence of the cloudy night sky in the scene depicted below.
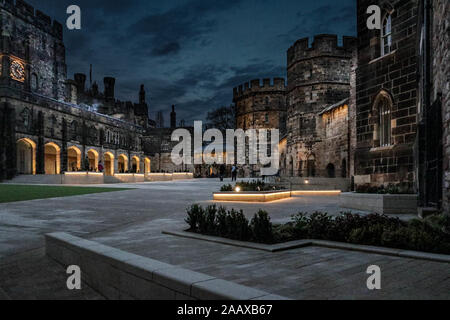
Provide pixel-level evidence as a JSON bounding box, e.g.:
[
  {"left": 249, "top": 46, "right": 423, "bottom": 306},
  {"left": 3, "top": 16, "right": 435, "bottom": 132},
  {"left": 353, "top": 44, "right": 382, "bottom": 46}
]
[{"left": 26, "top": 0, "right": 356, "bottom": 126}]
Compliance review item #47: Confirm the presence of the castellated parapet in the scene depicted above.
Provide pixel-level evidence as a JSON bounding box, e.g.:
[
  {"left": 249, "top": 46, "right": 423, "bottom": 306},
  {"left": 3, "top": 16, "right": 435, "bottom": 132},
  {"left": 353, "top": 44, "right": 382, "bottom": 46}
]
[
  {"left": 233, "top": 78, "right": 286, "bottom": 101},
  {"left": 233, "top": 78, "right": 287, "bottom": 133},
  {"left": 0, "top": 0, "right": 63, "bottom": 39},
  {"left": 287, "top": 34, "right": 356, "bottom": 68}
]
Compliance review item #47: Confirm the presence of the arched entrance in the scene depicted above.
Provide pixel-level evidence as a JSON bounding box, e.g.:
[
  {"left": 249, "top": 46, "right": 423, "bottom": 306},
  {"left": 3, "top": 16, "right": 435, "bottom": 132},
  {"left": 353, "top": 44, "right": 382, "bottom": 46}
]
[
  {"left": 131, "top": 156, "right": 140, "bottom": 173},
  {"left": 87, "top": 149, "right": 99, "bottom": 171},
  {"left": 67, "top": 146, "right": 81, "bottom": 171},
  {"left": 118, "top": 154, "right": 128, "bottom": 173},
  {"left": 103, "top": 152, "right": 114, "bottom": 176},
  {"left": 306, "top": 155, "right": 316, "bottom": 177},
  {"left": 326, "top": 163, "right": 336, "bottom": 178},
  {"left": 144, "top": 158, "right": 151, "bottom": 174},
  {"left": 16, "top": 138, "right": 36, "bottom": 175},
  {"left": 44, "top": 142, "right": 60, "bottom": 174}
]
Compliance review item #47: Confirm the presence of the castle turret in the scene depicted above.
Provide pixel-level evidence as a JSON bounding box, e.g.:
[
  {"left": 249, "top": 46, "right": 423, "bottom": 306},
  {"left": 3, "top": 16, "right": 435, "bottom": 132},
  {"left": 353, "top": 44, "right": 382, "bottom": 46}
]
[
  {"left": 170, "top": 105, "right": 176, "bottom": 129},
  {"left": 104, "top": 77, "right": 115, "bottom": 101},
  {"left": 233, "top": 78, "right": 287, "bottom": 132},
  {"left": 139, "top": 84, "right": 145, "bottom": 104},
  {"left": 74, "top": 73, "right": 86, "bottom": 94}
]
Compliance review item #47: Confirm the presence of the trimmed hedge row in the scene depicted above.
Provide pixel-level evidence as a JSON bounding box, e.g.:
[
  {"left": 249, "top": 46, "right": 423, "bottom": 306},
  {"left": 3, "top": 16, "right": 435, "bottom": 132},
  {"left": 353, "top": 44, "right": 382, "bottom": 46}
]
[
  {"left": 185, "top": 205, "right": 450, "bottom": 254},
  {"left": 220, "top": 180, "right": 283, "bottom": 192}
]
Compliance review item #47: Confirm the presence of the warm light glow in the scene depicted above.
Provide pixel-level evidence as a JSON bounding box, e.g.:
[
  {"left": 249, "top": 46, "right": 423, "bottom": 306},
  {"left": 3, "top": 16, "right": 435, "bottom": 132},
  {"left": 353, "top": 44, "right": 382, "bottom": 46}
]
[
  {"left": 291, "top": 190, "right": 341, "bottom": 196},
  {"left": 235, "top": 186, "right": 241, "bottom": 192},
  {"left": 305, "top": 180, "right": 310, "bottom": 184},
  {"left": 213, "top": 191, "right": 292, "bottom": 202}
]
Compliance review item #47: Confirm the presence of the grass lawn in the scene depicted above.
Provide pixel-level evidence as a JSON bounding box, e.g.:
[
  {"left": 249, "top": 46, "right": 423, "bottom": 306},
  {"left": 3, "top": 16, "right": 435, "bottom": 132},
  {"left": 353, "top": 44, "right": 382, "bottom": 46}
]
[{"left": 0, "top": 184, "right": 131, "bottom": 204}]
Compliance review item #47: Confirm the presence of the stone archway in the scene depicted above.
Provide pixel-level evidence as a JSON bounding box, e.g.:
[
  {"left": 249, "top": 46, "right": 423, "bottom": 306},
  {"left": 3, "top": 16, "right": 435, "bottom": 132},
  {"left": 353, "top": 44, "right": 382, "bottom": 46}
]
[
  {"left": 307, "top": 154, "right": 316, "bottom": 177},
  {"left": 16, "top": 138, "right": 36, "bottom": 175},
  {"left": 326, "top": 163, "right": 336, "bottom": 178},
  {"left": 118, "top": 154, "right": 128, "bottom": 173},
  {"left": 131, "top": 156, "right": 140, "bottom": 173},
  {"left": 67, "top": 146, "right": 81, "bottom": 171},
  {"left": 144, "top": 158, "right": 151, "bottom": 174},
  {"left": 44, "top": 142, "right": 61, "bottom": 175},
  {"left": 87, "top": 149, "right": 99, "bottom": 171},
  {"left": 103, "top": 152, "right": 115, "bottom": 176}
]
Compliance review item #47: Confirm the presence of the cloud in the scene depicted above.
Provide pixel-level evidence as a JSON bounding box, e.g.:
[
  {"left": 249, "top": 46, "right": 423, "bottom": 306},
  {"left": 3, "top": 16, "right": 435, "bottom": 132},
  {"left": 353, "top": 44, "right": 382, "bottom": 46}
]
[{"left": 127, "top": 0, "right": 243, "bottom": 57}]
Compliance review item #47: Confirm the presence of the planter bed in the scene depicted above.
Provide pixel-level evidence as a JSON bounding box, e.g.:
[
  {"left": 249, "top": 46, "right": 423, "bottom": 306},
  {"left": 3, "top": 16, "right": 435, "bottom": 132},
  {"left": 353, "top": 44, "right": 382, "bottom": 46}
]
[
  {"left": 340, "top": 192, "right": 418, "bottom": 214},
  {"left": 213, "top": 190, "right": 292, "bottom": 202}
]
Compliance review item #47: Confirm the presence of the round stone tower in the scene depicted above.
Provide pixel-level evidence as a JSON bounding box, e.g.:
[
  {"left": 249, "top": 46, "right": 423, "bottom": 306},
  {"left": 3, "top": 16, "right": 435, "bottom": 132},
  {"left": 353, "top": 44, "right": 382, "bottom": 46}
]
[
  {"left": 233, "top": 78, "right": 287, "bottom": 133},
  {"left": 286, "top": 34, "right": 356, "bottom": 176}
]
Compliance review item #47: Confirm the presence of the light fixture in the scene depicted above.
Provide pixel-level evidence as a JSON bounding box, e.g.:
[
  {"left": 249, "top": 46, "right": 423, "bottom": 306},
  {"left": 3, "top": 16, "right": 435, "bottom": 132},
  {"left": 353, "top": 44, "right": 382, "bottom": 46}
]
[
  {"left": 235, "top": 186, "right": 241, "bottom": 192},
  {"left": 305, "top": 180, "right": 310, "bottom": 184}
]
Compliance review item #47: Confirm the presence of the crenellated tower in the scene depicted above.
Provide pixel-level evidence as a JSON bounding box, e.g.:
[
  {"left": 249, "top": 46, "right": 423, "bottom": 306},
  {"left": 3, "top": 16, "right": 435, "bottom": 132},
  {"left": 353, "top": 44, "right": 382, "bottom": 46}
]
[
  {"left": 233, "top": 78, "right": 287, "bottom": 133},
  {"left": 286, "top": 34, "right": 356, "bottom": 176}
]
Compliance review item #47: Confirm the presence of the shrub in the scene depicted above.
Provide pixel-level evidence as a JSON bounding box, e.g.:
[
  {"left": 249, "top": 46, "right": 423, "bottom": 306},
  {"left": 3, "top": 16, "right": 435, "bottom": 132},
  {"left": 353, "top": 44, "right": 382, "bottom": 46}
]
[
  {"left": 185, "top": 204, "right": 203, "bottom": 231},
  {"left": 220, "top": 184, "right": 233, "bottom": 192},
  {"left": 185, "top": 206, "right": 450, "bottom": 254},
  {"left": 251, "top": 210, "right": 273, "bottom": 243},
  {"left": 220, "top": 180, "right": 284, "bottom": 192},
  {"left": 226, "top": 209, "right": 251, "bottom": 241},
  {"left": 216, "top": 206, "right": 228, "bottom": 236}
]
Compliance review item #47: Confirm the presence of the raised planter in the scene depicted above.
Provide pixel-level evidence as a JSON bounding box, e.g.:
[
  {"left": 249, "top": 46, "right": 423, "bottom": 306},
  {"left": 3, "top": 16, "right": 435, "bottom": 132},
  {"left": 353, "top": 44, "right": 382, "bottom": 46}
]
[
  {"left": 213, "top": 190, "right": 291, "bottom": 202},
  {"left": 340, "top": 192, "right": 418, "bottom": 214},
  {"left": 172, "top": 172, "right": 194, "bottom": 180},
  {"left": 45, "top": 232, "right": 287, "bottom": 300}
]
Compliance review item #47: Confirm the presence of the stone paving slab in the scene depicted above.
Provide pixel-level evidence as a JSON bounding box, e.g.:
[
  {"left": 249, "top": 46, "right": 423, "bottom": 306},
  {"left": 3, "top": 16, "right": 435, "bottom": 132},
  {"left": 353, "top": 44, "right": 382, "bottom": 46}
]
[{"left": 0, "top": 179, "right": 447, "bottom": 299}]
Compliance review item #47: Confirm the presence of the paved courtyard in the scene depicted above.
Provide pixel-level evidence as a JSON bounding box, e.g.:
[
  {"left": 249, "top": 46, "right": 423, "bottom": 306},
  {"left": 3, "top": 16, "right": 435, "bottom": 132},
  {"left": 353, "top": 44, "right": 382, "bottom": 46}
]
[{"left": 0, "top": 179, "right": 448, "bottom": 300}]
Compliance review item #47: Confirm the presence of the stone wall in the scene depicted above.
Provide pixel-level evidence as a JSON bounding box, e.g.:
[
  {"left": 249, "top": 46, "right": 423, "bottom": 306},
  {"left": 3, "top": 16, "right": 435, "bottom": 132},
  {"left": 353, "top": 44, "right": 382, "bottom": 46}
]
[
  {"left": 355, "top": 0, "right": 419, "bottom": 189},
  {"left": 433, "top": 0, "right": 450, "bottom": 211}
]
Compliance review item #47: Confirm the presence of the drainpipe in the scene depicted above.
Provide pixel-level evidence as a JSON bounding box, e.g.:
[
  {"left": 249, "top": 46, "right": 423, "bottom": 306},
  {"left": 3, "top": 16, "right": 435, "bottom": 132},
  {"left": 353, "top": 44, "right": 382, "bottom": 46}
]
[{"left": 423, "top": 0, "right": 432, "bottom": 206}]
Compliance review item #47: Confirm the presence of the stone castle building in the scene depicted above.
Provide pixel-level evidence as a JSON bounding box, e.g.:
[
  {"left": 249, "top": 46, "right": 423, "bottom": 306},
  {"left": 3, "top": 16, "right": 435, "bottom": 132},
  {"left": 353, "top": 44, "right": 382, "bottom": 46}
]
[
  {"left": 234, "top": 35, "right": 357, "bottom": 179},
  {"left": 0, "top": 0, "right": 187, "bottom": 181},
  {"left": 285, "top": 35, "right": 357, "bottom": 178}
]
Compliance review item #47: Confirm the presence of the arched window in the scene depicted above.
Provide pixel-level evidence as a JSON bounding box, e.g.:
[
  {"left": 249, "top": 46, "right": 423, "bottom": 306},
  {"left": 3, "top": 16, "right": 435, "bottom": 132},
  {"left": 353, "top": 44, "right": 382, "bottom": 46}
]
[
  {"left": 31, "top": 73, "right": 38, "bottom": 91},
  {"left": 373, "top": 91, "right": 393, "bottom": 147},
  {"left": 381, "top": 13, "right": 392, "bottom": 56}
]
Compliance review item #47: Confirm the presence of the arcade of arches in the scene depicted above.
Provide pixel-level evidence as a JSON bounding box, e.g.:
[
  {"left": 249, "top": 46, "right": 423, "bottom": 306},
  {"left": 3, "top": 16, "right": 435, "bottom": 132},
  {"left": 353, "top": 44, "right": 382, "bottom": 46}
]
[{"left": 15, "top": 139, "right": 149, "bottom": 176}]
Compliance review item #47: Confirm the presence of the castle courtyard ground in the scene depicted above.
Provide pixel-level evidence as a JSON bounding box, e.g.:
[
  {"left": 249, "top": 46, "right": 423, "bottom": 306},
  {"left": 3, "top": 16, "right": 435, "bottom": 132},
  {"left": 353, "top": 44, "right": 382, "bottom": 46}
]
[{"left": 0, "top": 179, "right": 448, "bottom": 300}]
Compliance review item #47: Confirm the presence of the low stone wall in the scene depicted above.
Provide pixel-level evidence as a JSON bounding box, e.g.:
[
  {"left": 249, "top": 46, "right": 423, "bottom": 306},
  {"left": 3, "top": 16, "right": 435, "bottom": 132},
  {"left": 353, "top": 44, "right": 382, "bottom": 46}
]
[
  {"left": 45, "top": 232, "right": 286, "bottom": 300},
  {"left": 213, "top": 191, "right": 292, "bottom": 202},
  {"left": 340, "top": 192, "right": 418, "bottom": 214},
  {"left": 63, "top": 172, "right": 104, "bottom": 184},
  {"left": 145, "top": 173, "right": 173, "bottom": 182},
  {"left": 145, "top": 173, "right": 194, "bottom": 182},
  {"left": 106, "top": 174, "right": 145, "bottom": 184},
  {"left": 269, "top": 177, "right": 350, "bottom": 191},
  {"left": 172, "top": 172, "right": 194, "bottom": 180}
]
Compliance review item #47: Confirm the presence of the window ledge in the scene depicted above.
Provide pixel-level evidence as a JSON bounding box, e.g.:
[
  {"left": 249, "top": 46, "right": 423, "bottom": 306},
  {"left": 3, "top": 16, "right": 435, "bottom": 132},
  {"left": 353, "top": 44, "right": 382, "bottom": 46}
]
[
  {"left": 368, "top": 50, "right": 397, "bottom": 65},
  {"left": 370, "top": 145, "right": 394, "bottom": 152}
]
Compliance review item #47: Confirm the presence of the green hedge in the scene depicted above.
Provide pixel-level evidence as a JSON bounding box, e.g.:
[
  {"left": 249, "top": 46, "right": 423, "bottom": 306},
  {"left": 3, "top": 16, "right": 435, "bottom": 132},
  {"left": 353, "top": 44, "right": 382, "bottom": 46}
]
[
  {"left": 220, "top": 180, "right": 283, "bottom": 192},
  {"left": 185, "top": 205, "right": 450, "bottom": 254}
]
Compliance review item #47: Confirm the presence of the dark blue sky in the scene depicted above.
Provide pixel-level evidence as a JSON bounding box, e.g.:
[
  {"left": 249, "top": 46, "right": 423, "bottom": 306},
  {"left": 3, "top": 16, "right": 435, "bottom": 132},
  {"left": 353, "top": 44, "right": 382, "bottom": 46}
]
[{"left": 27, "top": 0, "right": 356, "bottom": 125}]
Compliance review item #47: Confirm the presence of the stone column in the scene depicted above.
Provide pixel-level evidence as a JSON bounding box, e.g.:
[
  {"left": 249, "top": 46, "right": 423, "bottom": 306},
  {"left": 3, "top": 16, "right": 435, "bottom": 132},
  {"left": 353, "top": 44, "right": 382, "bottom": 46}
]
[{"left": 36, "top": 111, "right": 45, "bottom": 174}]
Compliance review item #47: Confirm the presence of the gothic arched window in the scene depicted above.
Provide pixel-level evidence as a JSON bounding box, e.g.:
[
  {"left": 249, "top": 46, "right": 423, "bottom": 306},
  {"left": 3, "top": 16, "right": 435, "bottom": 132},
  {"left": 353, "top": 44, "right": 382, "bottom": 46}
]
[
  {"left": 31, "top": 73, "right": 38, "bottom": 91},
  {"left": 373, "top": 91, "right": 393, "bottom": 147},
  {"left": 381, "top": 13, "right": 392, "bottom": 56}
]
